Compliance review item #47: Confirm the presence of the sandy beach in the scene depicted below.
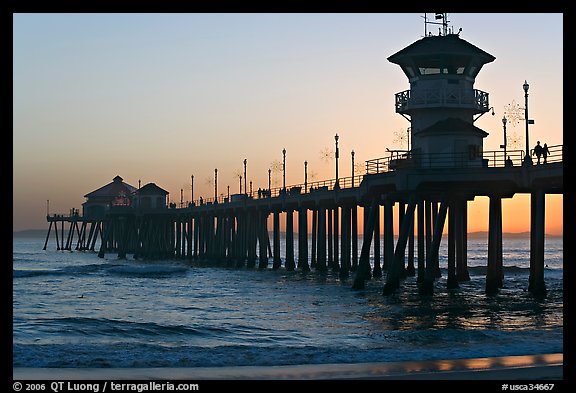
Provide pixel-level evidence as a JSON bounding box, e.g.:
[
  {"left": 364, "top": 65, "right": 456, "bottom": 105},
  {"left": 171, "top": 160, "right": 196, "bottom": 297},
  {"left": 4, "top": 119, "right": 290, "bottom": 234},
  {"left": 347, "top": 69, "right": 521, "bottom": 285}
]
[{"left": 13, "top": 353, "right": 562, "bottom": 380}]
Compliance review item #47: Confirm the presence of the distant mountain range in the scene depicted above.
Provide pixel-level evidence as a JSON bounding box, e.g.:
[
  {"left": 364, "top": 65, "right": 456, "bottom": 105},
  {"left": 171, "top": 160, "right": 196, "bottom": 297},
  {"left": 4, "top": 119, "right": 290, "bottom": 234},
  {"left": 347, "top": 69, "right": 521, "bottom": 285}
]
[{"left": 13, "top": 229, "right": 562, "bottom": 239}]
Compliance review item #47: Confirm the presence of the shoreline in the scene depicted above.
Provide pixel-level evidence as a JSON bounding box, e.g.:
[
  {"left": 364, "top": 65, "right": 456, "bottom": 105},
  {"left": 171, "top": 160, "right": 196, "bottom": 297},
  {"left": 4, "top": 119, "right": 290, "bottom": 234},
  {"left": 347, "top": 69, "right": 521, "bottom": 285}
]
[{"left": 13, "top": 353, "right": 563, "bottom": 380}]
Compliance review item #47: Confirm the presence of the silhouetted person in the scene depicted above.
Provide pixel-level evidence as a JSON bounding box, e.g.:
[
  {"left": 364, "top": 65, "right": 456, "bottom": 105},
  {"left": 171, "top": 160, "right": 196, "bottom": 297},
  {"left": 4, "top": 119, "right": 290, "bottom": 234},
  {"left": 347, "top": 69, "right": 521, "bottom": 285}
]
[
  {"left": 506, "top": 156, "right": 513, "bottom": 167},
  {"left": 542, "top": 143, "right": 550, "bottom": 163},
  {"left": 532, "top": 141, "right": 543, "bottom": 164}
]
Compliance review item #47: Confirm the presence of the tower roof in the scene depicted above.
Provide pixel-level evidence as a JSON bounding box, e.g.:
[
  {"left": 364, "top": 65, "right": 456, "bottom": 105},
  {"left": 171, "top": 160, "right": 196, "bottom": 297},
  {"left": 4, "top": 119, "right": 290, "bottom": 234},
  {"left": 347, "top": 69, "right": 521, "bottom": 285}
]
[
  {"left": 388, "top": 34, "right": 495, "bottom": 68},
  {"left": 84, "top": 175, "right": 137, "bottom": 198},
  {"left": 418, "top": 117, "right": 489, "bottom": 138},
  {"left": 137, "top": 182, "right": 169, "bottom": 196}
]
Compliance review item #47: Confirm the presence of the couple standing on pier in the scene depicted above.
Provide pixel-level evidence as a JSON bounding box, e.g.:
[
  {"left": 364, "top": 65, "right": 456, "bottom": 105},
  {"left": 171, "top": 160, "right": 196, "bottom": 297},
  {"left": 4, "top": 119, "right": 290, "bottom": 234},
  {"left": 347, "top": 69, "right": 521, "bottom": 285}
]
[{"left": 533, "top": 141, "right": 550, "bottom": 164}]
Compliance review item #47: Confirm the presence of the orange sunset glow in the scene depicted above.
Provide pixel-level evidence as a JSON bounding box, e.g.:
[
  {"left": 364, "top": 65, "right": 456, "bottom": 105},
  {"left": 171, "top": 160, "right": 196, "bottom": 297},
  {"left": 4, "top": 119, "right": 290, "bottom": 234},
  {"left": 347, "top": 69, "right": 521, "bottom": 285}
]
[{"left": 13, "top": 13, "right": 562, "bottom": 236}]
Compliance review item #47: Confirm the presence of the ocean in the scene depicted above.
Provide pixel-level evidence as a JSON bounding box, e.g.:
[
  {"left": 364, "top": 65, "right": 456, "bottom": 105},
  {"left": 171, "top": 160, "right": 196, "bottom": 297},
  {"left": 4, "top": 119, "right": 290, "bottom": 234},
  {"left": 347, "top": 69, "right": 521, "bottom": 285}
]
[{"left": 12, "top": 233, "right": 563, "bottom": 369}]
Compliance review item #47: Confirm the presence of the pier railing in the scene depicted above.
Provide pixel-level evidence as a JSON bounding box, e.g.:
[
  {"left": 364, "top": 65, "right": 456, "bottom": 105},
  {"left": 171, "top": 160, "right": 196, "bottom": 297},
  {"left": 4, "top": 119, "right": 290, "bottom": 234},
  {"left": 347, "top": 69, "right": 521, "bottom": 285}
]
[
  {"left": 395, "top": 88, "right": 489, "bottom": 113},
  {"left": 49, "top": 145, "right": 562, "bottom": 214},
  {"left": 193, "top": 174, "right": 364, "bottom": 205},
  {"left": 365, "top": 144, "right": 563, "bottom": 174}
]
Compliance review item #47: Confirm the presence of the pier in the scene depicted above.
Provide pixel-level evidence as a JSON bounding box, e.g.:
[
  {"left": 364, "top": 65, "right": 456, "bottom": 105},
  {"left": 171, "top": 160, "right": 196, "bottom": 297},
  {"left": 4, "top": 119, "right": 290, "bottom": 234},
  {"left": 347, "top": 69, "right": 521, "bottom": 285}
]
[
  {"left": 44, "top": 146, "right": 562, "bottom": 298},
  {"left": 44, "top": 16, "right": 563, "bottom": 298}
]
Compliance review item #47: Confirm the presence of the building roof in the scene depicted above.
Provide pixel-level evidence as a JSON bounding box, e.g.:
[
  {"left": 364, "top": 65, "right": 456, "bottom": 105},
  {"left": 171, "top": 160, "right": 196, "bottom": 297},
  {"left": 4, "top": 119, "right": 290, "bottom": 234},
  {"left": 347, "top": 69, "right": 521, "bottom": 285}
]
[
  {"left": 417, "top": 117, "right": 489, "bottom": 138},
  {"left": 84, "top": 175, "right": 138, "bottom": 199},
  {"left": 137, "top": 182, "right": 169, "bottom": 195},
  {"left": 387, "top": 34, "right": 495, "bottom": 68}
]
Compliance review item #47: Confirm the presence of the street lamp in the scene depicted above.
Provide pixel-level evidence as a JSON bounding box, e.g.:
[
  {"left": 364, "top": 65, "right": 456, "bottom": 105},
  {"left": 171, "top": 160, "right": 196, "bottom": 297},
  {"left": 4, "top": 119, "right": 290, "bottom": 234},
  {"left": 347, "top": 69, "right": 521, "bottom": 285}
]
[
  {"left": 523, "top": 80, "right": 532, "bottom": 166},
  {"left": 334, "top": 133, "right": 340, "bottom": 188},
  {"left": 214, "top": 168, "right": 218, "bottom": 200},
  {"left": 191, "top": 175, "right": 194, "bottom": 205},
  {"left": 268, "top": 169, "right": 271, "bottom": 196},
  {"left": 282, "top": 148, "right": 286, "bottom": 190},
  {"left": 239, "top": 175, "right": 242, "bottom": 194},
  {"left": 304, "top": 160, "right": 308, "bottom": 192},
  {"left": 351, "top": 150, "right": 355, "bottom": 187},
  {"left": 500, "top": 116, "right": 508, "bottom": 161},
  {"left": 243, "top": 159, "right": 247, "bottom": 196}
]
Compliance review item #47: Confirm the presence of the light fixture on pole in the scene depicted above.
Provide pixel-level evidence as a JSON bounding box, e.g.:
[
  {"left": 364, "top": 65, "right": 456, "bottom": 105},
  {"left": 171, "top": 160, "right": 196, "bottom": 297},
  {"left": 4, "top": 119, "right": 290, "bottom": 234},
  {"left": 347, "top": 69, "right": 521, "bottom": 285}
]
[
  {"left": 282, "top": 148, "right": 286, "bottom": 190},
  {"left": 500, "top": 115, "right": 508, "bottom": 161},
  {"left": 351, "top": 150, "right": 355, "bottom": 187},
  {"left": 304, "top": 160, "right": 308, "bottom": 192},
  {"left": 523, "top": 80, "right": 533, "bottom": 166},
  {"left": 214, "top": 168, "right": 218, "bottom": 200},
  {"left": 334, "top": 133, "right": 340, "bottom": 188},
  {"left": 268, "top": 169, "right": 271, "bottom": 196},
  {"left": 243, "top": 159, "right": 247, "bottom": 196}
]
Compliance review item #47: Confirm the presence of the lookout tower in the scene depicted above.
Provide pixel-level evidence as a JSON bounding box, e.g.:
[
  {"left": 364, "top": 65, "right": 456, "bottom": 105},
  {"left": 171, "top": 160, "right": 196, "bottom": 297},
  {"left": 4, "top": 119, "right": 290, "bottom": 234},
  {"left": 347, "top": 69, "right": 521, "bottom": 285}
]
[{"left": 388, "top": 14, "right": 495, "bottom": 167}]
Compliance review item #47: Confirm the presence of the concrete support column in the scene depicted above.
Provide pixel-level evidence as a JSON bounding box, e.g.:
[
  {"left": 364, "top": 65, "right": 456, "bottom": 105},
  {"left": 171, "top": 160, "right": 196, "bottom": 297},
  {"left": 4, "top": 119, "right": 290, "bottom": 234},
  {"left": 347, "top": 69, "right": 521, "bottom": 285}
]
[
  {"left": 175, "top": 218, "right": 182, "bottom": 258},
  {"left": 258, "top": 211, "right": 269, "bottom": 269},
  {"left": 486, "top": 196, "right": 504, "bottom": 294},
  {"left": 417, "top": 197, "right": 425, "bottom": 283},
  {"left": 317, "top": 207, "right": 327, "bottom": 272},
  {"left": 285, "top": 210, "right": 295, "bottom": 271},
  {"left": 419, "top": 201, "right": 448, "bottom": 296},
  {"left": 246, "top": 212, "right": 257, "bottom": 268},
  {"left": 327, "top": 208, "right": 333, "bottom": 267},
  {"left": 311, "top": 209, "right": 318, "bottom": 269},
  {"left": 193, "top": 216, "right": 199, "bottom": 259},
  {"left": 383, "top": 197, "right": 417, "bottom": 295},
  {"left": 373, "top": 203, "right": 381, "bottom": 277},
  {"left": 529, "top": 189, "right": 547, "bottom": 297},
  {"left": 298, "top": 208, "right": 310, "bottom": 271},
  {"left": 340, "top": 205, "right": 351, "bottom": 279},
  {"left": 352, "top": 200, "right": 378, "bottom": 290},
  {"left": 432, "top": 201, "right": 441, "bottom": 278},
  {"left": 273, "top": 210, "right": 282, "bottom": 269},
  {"left": 447, "top": 200, "right": 459, "bottom": 289},
  {"left": 382, "top": 199, "right": 394, "bottom": 275},
  {"left": 236, "top": 212, "right": 246, "bottom": 268},
  {"left": 398, "top": 201, "right": 407, "bottom": 278},
  {"left": 333, "top": 206, "right": 340, "bottom": 272},
  {"left": 456, "top": 199, "right": 470, "bottom": 281},
  {"left": 351, "top": 205, "right": 358, "bottom": 271}
]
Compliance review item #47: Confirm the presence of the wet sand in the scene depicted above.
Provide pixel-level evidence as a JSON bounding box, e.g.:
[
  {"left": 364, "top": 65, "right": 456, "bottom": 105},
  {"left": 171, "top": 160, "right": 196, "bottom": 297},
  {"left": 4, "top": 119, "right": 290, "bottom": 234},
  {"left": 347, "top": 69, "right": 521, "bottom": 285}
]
[{"left": 13, "top": 353, "right": 563, "bottom": 380}]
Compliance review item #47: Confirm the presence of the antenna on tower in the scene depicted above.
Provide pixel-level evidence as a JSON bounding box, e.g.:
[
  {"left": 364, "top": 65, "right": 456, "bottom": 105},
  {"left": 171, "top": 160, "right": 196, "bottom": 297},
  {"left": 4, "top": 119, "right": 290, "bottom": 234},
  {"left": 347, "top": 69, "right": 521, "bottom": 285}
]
[{"left": 423, "top": 13, "right": 450, "bottom": 37}]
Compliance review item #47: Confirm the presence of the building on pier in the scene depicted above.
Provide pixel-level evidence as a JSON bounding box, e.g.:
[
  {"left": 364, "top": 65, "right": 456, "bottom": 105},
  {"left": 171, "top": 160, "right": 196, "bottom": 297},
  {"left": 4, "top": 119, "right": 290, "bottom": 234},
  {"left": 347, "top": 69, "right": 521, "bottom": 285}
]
[
  {"left": 82, "top": 175, "right": 137, "bottom": 219},
  {"left": 133, "top": 182, "right": 169, "bottom": 210}
]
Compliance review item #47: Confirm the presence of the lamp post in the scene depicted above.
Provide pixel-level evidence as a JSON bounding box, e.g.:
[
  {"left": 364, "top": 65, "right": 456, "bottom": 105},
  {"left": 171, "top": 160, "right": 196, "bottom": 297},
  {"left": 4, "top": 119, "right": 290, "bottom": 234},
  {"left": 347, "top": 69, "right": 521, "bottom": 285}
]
[
  {"left": 282, "top": 148, "right": 286, "bottom": 190},
  {"left": 334, "top": 133, "right": 340, "bottom": 188},
  {"left": 191, "top": 175, "right": 194, "bottom": 205},
  {"left": 304, "top": 160, "right": 308, "bottom": 192},
  {"left": 243, "top": 159, "right": 247, "bottom": 196},
  {"left": 268, "top": 169, "right": 271, "bottom": 196},
  {"left": 523, "top": 80, "right": 532, "bottom": 166},
  {"left": 351, "top": 150, "right": 355, "bottom": 187},
  {"left": 214, "top": 168, "right": 218, "bottom": 200},
  {"left": 239, "top": 175, "right": 242, "bottom": 194},
  {"left": 500, "top": 116, "right": 508, "bottom": 161}
]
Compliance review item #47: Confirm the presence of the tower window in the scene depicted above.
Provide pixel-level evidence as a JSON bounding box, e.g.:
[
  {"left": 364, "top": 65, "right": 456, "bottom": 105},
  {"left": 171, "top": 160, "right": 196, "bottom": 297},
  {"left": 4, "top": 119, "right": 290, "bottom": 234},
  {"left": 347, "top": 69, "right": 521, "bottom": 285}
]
[{"left": 419, "top": 67, "right": 441, "bottom": 75}]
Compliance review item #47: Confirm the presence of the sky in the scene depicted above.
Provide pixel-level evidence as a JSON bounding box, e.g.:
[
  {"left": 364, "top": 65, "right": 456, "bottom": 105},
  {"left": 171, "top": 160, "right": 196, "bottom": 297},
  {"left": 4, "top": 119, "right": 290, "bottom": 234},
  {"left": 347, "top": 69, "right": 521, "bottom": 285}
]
[{"left": 12, "top": 13, "right": 563, "bottom": 234}]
